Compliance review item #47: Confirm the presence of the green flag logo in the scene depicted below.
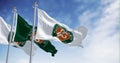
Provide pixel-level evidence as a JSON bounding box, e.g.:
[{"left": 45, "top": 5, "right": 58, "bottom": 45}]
[{"left": 52, "top": 24, "right": 74, "bottom": 44}]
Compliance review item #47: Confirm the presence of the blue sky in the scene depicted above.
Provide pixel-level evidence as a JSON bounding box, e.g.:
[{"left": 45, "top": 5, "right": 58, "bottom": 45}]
[{"left": 0, "top": 0, "right": 119, "bottom": 63}]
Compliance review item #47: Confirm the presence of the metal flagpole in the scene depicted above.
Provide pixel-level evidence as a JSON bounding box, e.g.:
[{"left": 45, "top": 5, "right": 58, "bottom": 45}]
[
  {"left": 29, "top": 2, "right": 37, "bottom": 63},
  {"left": 6, "top": 7, "right": 17, "bottom": 63}
]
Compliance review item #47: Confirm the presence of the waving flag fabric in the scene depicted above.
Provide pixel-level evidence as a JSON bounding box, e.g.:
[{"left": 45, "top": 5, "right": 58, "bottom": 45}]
[
  {"left": 13, "top": 14, "right": 32, "bottom": 42},
  {"left": 0, "top": 16, "right": 36, "bottom": 56},
  {"left": 13, "top": 14, "right": 57, "bottom": 56},
  {"left": 36, "top": 8, "right": 88, "bottom": 47},
  {"left": 0, "top": 16, "right": 11, "bottom": 44}
]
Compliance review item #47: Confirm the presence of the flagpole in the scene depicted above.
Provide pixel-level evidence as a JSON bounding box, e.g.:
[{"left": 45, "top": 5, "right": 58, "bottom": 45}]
[
  {"left": 6, "top": 7, "right": 16, "bottom": 63},
  {"left": 29, "top": 2, "right": 37, "bottom": 63}
]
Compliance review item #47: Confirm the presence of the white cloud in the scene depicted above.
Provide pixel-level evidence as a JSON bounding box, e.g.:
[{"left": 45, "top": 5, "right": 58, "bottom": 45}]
[
  {"left": 100, "top": 0, "right": 115, "bottom": 5},
  {"left": 78, "top": 10, "right": 100, "bottom": 27},
  {"left": 55, "top": 13, "right": 73, "bottom": 26},
  {"left": 74, "top": 0, "right": 98, "bottom": 3},
  {"left": 77, "top": 0, "right": 119, "bottom": 63}
]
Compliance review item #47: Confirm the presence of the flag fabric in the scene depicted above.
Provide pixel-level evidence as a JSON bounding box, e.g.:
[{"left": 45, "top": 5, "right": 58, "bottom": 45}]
[
  {"left": 13, "top": 14, "right": 32, "bottom": 42},
  {"left": 7, "top": 31, "right": 37, "bottom": 56},
  {"left": 12, "top": 14, "right": 38, "bottom": 55},
  {"left": 35, "top": 40, "right": 57, "bottom": 56},
  {"left": 18, "top": 41, "right": 37, "bottom": 56},
  {"left": 36, "top": 8, "right": 88, "bottom": 47},
  {"left": 0, "top": 16, "right": 36, "bottom": 56},
  {"left": 13, "top": 14, "right": 57, "bottom": 56},
  {"left": 31, "top": 27, "right": 57, "bottom": 56},
  {"left": 8, "top": 40, "right": 37, "bottom": 56},
  {"left": 0, "top": 16, "right": 11, "bottom": 44}
]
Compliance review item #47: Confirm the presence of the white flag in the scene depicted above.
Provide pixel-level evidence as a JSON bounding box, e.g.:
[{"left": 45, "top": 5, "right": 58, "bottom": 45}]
[
  {"left": 0, "top": 16, "right": 10, "bottom": 44},
  {"left": 16, "top": 41, "right": 37, "bottom": 56},
  {"left": 36, "top": 9, "right": 88, "bottom": 47},
  {"left": 0, "top": 16, "right": 36, "bottom": 56}
]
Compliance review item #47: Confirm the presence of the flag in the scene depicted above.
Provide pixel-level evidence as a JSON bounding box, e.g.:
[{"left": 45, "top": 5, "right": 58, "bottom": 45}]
[
  {"left": 0, "top": 16, "right": 36, "bottom": 56},
  {"left": 36, "top": 8, "right": 88, "bottom": 47},
  {"left": 7, "top": 31, "right": 37, "bottom": 56},
  {"left": 32, "top": 27, "right": 57, "bottom": 56},
  {"left": 14, "top": 14, "right": 57, "bottom": 56},
  {"left": 0, "top": 16, "right": 11, "bottom": 45},
  {"left": 14, "top": 14, "right": 32, "bottom": 42},
  {"left": 12, "top": 14, "right": 37, "bottom": 55},
  {"left": 19, "top": 41, "right": 37, "bottom": 56},
  {"left": 35, "top": 40, "right": 57, "bottom": 56}
]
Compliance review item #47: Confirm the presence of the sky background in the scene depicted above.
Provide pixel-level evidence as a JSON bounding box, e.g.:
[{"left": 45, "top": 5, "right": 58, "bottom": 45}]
[{"left": 0, "top": 0, "right": 119, "bottom": 63}]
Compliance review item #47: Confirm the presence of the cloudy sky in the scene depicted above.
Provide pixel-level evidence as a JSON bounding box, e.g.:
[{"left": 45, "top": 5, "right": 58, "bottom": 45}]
[{"left": 0, "top": 0, "right": 119, "bottom": 63}]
